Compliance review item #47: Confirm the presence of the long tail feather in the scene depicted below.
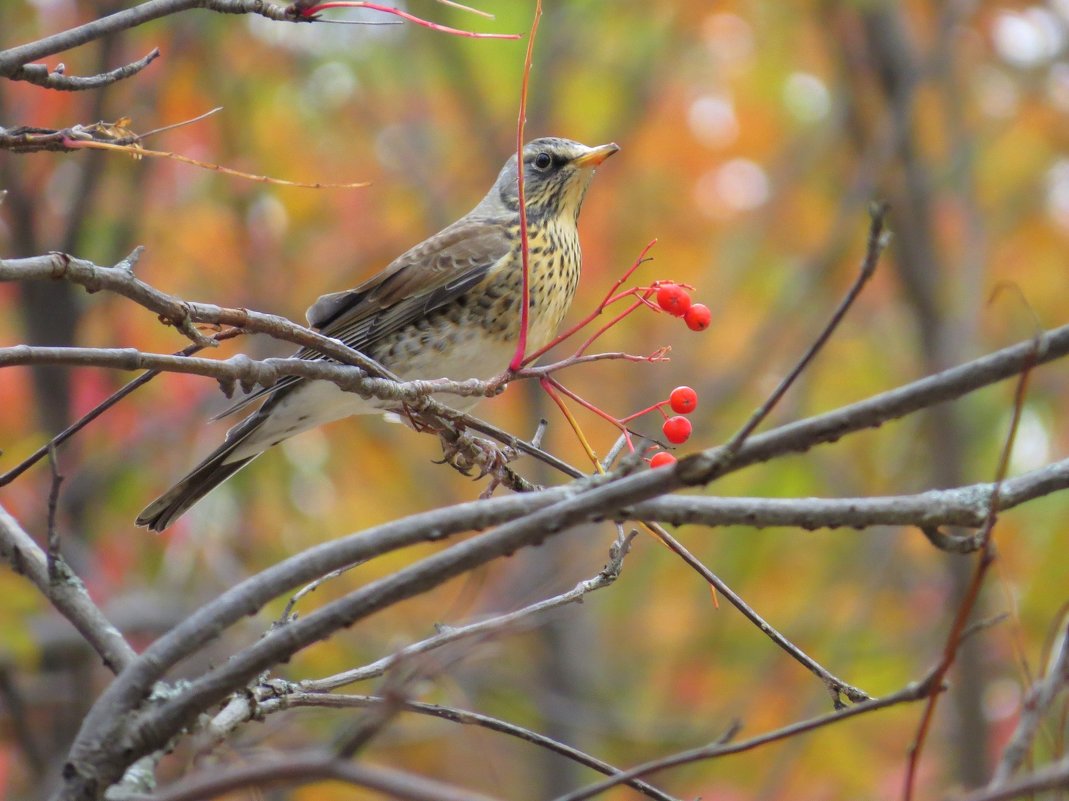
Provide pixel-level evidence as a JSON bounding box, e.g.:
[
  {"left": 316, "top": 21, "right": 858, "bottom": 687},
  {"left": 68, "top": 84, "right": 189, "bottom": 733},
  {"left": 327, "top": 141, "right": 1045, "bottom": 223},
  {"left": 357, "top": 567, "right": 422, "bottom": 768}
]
[{"left": 136, "top": 417, "right": 265, "bottom": 532}]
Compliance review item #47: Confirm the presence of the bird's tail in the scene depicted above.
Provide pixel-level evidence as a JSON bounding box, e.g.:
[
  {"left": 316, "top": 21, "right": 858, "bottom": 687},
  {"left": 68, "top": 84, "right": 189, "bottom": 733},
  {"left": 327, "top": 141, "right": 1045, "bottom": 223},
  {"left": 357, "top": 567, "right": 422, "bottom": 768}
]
[{"left": 136, "top": 415, "right": 265, "bottom": 532}]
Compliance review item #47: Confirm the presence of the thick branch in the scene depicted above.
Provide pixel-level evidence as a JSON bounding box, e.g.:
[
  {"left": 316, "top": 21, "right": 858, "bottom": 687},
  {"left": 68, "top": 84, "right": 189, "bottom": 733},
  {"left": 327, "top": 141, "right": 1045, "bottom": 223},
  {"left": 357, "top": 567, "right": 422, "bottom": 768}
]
[
  {"left": 673, "top": 325, "right": 1069, "bottom": 487},
  {"left": 636, "top": 457, "right": 1069, "bottom": 531},
  {"left": 0, "top": 345, "right": 491, "bottom": 402},
  {"left": 0, "top": 504, "right": 136, "bottom": 674}
]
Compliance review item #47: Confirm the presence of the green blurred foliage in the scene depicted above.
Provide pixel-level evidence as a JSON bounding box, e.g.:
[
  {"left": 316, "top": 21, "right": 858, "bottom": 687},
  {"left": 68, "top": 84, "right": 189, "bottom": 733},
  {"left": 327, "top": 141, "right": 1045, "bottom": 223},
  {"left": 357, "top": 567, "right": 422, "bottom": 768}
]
[{"left": 2, "top": 0, "right": 1069, "bottom": 799}]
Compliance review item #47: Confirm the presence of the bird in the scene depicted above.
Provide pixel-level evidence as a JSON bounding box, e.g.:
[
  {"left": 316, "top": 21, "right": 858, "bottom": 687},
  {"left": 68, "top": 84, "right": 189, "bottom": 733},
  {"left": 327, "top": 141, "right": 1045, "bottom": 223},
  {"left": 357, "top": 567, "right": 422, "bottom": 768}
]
[{"left": 137, "top": 137, "right": 619, "bottom": 531}]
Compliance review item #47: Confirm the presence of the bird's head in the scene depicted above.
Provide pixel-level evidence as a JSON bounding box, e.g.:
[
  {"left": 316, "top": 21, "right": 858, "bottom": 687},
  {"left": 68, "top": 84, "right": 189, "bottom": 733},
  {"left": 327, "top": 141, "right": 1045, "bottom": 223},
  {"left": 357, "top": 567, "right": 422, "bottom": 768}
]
[{"left": 484, "top": 137, "right": 619, "bottom": 223}]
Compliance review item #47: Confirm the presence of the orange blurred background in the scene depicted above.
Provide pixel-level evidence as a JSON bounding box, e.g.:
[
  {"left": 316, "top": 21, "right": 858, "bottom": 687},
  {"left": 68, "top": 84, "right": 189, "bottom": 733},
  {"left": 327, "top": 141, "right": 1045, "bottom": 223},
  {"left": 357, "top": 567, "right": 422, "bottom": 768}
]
[{"left": 2, "top": 2, "right": 1069, "bottom": 799}]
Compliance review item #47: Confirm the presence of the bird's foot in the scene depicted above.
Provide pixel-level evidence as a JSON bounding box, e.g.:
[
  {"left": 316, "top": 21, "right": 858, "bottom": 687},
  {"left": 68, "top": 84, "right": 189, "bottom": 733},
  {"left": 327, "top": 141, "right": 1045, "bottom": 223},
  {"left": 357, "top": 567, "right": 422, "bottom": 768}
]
[{"left": 434, "top": 425, "right": 536, "bottom": 496}]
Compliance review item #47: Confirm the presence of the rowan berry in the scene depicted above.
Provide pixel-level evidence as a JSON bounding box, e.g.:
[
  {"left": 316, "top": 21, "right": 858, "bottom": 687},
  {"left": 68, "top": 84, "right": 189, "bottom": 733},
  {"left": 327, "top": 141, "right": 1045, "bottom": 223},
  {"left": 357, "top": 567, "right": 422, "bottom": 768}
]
[
  {"left": 669, "top": 386, "right": 698, "bottom": 414},
  {"left": 656, "top": 283, "right": 692, "bottom": 317},
  {"left": 649, "top": 451, "right": 677, "bottom": 468},
  {"left": 662, "top": 415, "right": 692, "bottom": 444},
  {"left": 684, "top": 303, "right": 711, "bottom": 331}
]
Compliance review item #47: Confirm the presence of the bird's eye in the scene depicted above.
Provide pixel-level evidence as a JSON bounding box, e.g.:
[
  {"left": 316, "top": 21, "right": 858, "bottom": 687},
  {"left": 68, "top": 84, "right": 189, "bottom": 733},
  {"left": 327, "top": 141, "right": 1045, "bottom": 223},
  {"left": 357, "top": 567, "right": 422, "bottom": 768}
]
[{"left": 533, "top": 152, "right": 553, "bottom": 171}]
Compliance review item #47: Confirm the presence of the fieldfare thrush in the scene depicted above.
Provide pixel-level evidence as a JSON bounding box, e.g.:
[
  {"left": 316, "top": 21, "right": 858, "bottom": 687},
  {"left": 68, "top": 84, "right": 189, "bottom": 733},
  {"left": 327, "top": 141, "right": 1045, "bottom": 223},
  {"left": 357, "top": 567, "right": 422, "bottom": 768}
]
[{"left": 137, "top": 137, "right": 618, "bottom": 531}]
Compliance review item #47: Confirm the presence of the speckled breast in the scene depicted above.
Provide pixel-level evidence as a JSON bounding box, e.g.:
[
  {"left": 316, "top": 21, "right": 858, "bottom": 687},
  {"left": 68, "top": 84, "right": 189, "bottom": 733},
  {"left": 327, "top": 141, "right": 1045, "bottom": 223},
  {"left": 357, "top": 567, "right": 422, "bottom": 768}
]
[{"left": 368, "top": 218, "right": 583, "bottom": 383}]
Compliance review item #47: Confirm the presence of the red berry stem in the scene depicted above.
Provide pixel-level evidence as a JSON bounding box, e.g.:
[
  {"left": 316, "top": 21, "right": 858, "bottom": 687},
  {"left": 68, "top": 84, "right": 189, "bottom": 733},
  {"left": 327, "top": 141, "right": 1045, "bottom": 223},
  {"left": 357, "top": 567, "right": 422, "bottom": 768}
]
[
  {"left": 297, "top": 2, "right": 522, "bottom": 38},
  {"left": 618, "top": 400, "right": 668, "bottom": 425},
  {"left": 543, "top": 375, "right": 636, "bottom": 451},
  {"left": 521, "top": 239, "right": 658, "bottom": 366},
  {"left": 574, "top": 298, "right": 647, "bottom": 357}
]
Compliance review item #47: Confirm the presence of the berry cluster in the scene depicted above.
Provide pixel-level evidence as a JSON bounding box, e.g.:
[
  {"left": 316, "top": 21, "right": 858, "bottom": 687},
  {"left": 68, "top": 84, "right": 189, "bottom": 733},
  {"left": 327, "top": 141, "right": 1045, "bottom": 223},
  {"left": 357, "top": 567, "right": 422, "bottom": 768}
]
[
  {"left": 529, "top": 244, "right": 714, "bottom": 474},
  {"left": 646, "top": 385, "right": 699, "bottom": 469},
  {"left": 655, "top": 283, "right": 711, "bottom": 331}
]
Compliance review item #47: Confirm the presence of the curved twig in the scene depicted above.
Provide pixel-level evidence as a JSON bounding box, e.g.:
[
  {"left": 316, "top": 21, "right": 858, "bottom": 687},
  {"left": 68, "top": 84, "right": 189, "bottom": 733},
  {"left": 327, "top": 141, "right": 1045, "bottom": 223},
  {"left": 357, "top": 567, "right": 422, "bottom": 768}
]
[{"left": 6, "top": 48, "right": 159, "bottom": 90}]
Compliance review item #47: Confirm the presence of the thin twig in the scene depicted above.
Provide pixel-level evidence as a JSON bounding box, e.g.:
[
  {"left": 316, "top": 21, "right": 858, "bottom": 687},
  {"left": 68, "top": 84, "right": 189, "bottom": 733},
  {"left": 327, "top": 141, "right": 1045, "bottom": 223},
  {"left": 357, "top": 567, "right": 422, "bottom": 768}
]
[
  {"left": 129, "top": 754, "right": 504, "bottom": 801},
  {"left": 45, "top": 445, "right": 63, "bottom": 580},
  {"left": 988, "top": 612, "right": 1069, "bottom": 786},
  {"left": 0, "top": 330, "right": 242, "bottom": 487},
  {"left": 642, "top": 522, "right": 869, "bottom": 707},
  {"left": 521, "top": 239, "right": 659, "bottom": 366},
  {"left": 951, "top": 758, "right": 1069, "bottom": 801},
  {"left": 724, "top": 201, "right": 890, "bottom": 452},
  {"left": 136, "top": 107, "right": 223, "bottom": 140},
  {"left": 902, "top": 332, "right": 1039, "bottom": 801},
  {"left": 508, "top": 0, "right": 542, "bottom": 371},
  {"left": 274, "top": 563, "right": 362, "bottom": 628},
  {"left": 6, "top": 48, "right": 159, "bottom": 90},
  {"left": 552, "top": 669, "right": 943, "bottom": 801},
  {"left": 267, "top": 690, "right": 679, "bottom": 801},
  {"left": 301, "top": 531, "right": 635, "bottom": 691},
  {"left": 292, "top": 2, "right": 519, "bottom": 38}
]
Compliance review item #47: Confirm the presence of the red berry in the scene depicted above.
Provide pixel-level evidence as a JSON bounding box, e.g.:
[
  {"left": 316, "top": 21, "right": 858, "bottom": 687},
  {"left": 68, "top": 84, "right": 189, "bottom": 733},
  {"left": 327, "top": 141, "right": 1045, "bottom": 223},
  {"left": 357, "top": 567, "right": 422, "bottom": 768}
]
[
  {"left": 662, "top": 415, "right": 692, "bottom": 445},
  {"left": 656, "top": 283, "right": 692, "bottom": 317},
  {"left": 684, "top": 303, "right": 711, "bottom": 331},
  {"left": 669, "top": 386, "right": 698, "bottom": 415},
  {"left": 649, "top": 451, "right": 677, "bottom": 469}
]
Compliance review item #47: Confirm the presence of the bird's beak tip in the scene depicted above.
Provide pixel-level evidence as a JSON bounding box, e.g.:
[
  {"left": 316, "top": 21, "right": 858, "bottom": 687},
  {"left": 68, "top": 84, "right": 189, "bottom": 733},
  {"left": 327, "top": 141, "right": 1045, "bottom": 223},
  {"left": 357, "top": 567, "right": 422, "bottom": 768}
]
[{"left": 574, "top": 142, "right": 620, "bottom": 169}]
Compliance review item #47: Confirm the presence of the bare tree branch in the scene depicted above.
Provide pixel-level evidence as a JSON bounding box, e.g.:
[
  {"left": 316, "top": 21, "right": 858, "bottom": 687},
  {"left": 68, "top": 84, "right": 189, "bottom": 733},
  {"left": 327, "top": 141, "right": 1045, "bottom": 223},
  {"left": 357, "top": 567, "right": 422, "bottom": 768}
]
[
  {"left": 300, "top": 531, "right": 636, "bottom": 692},
  {"left": 952, "top": 759, "right": 1069, "bottom": 801},
  {"left": 0, "top": 345, "right": 489, "bottom": 401},
  {"left": 0, "top": 0, "right": 293, "bottom": 77},
  {"left": 0, "top": 504, "right": 136, "bottom": 674},
  {"left": 127, "top": 753, "right": 505, "bottom": 801},
  {"left": 988, "top": 612, "right": 1069, "bottom": 786},
  {"left": 638, "top": 457, "right": 1069, "bottom": 531},
  {"left": 551, "top": 670, "right": 945, "bottom": 801},
  {"left": 263, "top": 692, "right": 680, "bottom": 801},
  {"left": 722, "top": 200, "right": 889, "bottom": 450},
  {"left": 198, "top": 535, "right": 680, "bottom": 801},
  {"left": 5, "top": 47, "right": 159, "bottom": 90},
  {"left": 0, "top": 250, "right": 392, "bottom": 367},
  {"left": 0, "top": 329, "right": 242, "bottom": 487}
]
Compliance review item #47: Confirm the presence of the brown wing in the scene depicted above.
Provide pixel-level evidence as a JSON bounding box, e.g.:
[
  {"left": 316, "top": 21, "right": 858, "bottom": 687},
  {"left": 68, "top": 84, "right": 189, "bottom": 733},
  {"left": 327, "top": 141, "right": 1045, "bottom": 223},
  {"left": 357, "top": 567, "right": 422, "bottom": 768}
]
[
  {"left": 305, "top": 214, "right": 511, "bottom": 354},
  {"left": 214, "top": 213, "right": 512, "bottom": 419}
]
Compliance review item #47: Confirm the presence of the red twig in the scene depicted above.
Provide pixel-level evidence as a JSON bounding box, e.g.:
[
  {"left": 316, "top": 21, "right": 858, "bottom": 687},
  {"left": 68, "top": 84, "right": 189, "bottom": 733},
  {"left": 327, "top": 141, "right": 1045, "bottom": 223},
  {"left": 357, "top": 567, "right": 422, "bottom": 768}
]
[
  {"left": 541, "top": 376, "right": 642, "bottom": 456},
  {"left": 517, "top": 348, "right": 670, "bottom": 377},
  {"left": 522, "top": 239, "right": 658, "bottom": 365},
  {"left": 508, "top": 0, "right": 542, "bottom": 371},
  {"left": 574, "top": 299, "right": 646, "bottom": 357},
  {"left": 901, "top": 341, "right": 1039, "bottom": 801},
  {"left": 295, "top": 2, "right": 520, "bottom": 38}
]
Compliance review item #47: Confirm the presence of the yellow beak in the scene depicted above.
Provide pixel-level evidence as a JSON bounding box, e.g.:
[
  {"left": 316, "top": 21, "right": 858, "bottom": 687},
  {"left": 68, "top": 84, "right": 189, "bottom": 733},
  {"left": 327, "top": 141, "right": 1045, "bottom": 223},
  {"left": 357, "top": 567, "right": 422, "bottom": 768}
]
[{"left": 572, "top": 142, "right": 620, "bottom": 169}]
